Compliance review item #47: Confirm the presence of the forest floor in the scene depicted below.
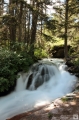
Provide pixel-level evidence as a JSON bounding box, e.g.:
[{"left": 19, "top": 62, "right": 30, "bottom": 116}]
[{"left": 7, "top": 91, "right": 79, "bottom": 120}]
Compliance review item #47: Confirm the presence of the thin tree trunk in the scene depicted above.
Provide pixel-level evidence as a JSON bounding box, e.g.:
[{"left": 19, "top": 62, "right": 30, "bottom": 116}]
[
  {"left": 24, "top": 3, "right": 27, "bottom": 43},
  {"left": 27, "top": 10, "right": 30, "bottom": 44},
  {"left": 30, "top": 14, "right": 38, "bottom": 44},
  {"left": 0, "top": 0, "right": 4, "bottom": 16},
  {"left": 64, "top": 0, "right": 69, "bottom": 59},
  {"left": 30, "top": 1, "right": 39, "bottom": 55},
  {"left": 9, "top": 0, "right": 16, "bottom": 50},
  {"left": 18, "top": 2, "right": 23, "bottom": 43}
]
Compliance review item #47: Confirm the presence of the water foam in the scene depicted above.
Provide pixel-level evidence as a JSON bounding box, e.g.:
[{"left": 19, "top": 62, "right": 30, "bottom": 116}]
[{"left": 0, "top": 59, "right": 77, "bottom": 120}]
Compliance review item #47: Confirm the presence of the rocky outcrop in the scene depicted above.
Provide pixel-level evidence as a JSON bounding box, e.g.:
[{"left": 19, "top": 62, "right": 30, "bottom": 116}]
[
  {"left": 51, "top": 45, "right": 73, "bottom": 58},
  {"left": 65, "top": 60, "right": 79, "bottom": 78},
  {"left": 26, "top": 63, "right": 53, "bottom": 90}
]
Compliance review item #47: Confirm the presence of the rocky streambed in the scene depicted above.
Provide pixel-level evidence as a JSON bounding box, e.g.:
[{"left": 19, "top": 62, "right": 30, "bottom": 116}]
[
  {"left": 65, "top": 59, "right": 79, "bottom": 78},
  {"left": 3, "top": 58, "right": 79, "bottom": 120},
  {"left": 7, "top": 76, "right": 79, "bottom": 120},
  {"left": 7, "top": 90, "right": 79, "bottom": 120}
]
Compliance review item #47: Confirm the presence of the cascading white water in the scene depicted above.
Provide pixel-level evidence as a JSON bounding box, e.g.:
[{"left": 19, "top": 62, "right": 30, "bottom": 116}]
[{"left": 0, "top": 59, "right": 77, "bottom": 120}]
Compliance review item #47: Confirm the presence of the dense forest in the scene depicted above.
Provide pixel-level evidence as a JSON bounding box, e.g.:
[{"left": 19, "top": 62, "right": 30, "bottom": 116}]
[{"left": 0, "top": 0, "right": 79, "bottom": 95}]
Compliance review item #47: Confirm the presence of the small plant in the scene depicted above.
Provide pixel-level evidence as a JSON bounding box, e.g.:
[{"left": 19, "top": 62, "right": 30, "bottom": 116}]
[
  {"left": 61, "top": 97, "right": 69, "bottom": 102},
  {"left": 48, "top": 112, "right": 53, "bottom": 120}
]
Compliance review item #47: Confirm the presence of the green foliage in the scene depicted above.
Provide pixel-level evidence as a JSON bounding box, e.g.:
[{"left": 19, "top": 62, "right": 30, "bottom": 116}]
[
  {"left": 0, "top": 77, "right": 10, "bottom": 92},
  {"left": 42, "top": 33, "right": 55, "bottom": 41},
  {"left": 48, "top": 112, "right": 53, "bottom": 120},
  {"left": 34, "top": 48, "right": 48, "bottom": 59},
  {"left": 2, "top": 14, "right": 17, "bottom": 26},
  {"left": 61, "top": 97, "right": 69, "bottom": 102},
  {"left": 73, "top": 58, "right": 79, "bottom": 66},
  {"left": 45, "top": 19, "right": 58, "bottom": 32},
  {"left": 0, "top": 47, "right": 34, "bottom": 93}
]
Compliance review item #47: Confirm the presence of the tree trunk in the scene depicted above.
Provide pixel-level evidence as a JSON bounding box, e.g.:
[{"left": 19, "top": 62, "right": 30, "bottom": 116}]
[
  {"left": 30, "top": 1, "right": 39, "bottom": 55},
  {"left": 9, "top": 25, "right": 16, "bottom": 49},
  {"left": 9, "top": 0, "right": 16, "bottom": 50},
  {"left": 64, "top": 0, "right": 69, "bottom": 59},
  {"left": 27, "top": 9, "right": 31, "bottom": 44},
  {"left": 0, "top": 0, "right": 4, "bottom": 16},
  {"left": 18, "top": 2, "right": 23, "bottom": 43},
  {"left": 30, "top": 13, "right": 38, "bottom": 44}
]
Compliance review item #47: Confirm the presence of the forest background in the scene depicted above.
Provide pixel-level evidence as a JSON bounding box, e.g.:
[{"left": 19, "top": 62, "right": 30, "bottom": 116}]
[{"left": 0, "top": 0, "right": 79, "bottom": 95}]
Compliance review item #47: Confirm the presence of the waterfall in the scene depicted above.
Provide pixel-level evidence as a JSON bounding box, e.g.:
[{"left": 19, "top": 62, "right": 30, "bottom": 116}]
[{"left": 0, "top": 59, "right": 77, "bottom": 120}]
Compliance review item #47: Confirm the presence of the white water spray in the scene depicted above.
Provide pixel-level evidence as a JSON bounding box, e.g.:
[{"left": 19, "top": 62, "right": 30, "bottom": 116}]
[{"left": 0, "top": 59, "right": 77, "bottom": 120}]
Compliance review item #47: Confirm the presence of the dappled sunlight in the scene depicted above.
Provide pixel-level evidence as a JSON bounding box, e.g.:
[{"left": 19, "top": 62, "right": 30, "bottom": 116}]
[{"left": 7, "top": 93, "right": 79, "bottom": 120}]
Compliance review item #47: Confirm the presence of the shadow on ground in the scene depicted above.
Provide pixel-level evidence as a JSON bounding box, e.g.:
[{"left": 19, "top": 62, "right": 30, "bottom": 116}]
[{"left": 7, "top": 92, "right": 79, "bottom": 120}]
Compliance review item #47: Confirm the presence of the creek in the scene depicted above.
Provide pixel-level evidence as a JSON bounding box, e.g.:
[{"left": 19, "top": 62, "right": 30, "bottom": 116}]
[{"left": 0, "top": 58, "right": 77, "bottom": 120}]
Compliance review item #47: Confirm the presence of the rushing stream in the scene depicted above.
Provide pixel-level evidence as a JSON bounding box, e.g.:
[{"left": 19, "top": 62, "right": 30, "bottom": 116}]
[{"left": 0, "top": 59, "right": 77, "bottom": 120}]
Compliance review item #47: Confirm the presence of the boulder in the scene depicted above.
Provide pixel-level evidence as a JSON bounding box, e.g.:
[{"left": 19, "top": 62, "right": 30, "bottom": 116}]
[
  {"left": 51, "top": 45, "right": 72, "bottom": 58},
  {"left": 26, "top": 73, "right": 33, "bottom": 89}
]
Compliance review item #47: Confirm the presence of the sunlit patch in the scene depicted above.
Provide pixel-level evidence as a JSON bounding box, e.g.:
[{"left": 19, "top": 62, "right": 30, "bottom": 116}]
[{"left": 34, "top": 101, "right": 50, "bottom": 108}]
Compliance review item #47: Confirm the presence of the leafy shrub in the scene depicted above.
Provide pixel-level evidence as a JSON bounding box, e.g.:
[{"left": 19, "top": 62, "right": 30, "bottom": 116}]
[
  {"left": 0, "top": 77, "right": 10, "bottom": 92},
  {"left": 34, "top": 48, "right": 48, "bottom": 59},
  {"left": 0, "top": 48, "right": 34, "bottom": 94},
  {"left": 73, "top": 58, "right": 79, "bottom": 66}
]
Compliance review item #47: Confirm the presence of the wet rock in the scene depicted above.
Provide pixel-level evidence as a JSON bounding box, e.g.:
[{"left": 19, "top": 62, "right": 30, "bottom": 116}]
[
  {"left": 67, "top": 66, "right": 75, "bottom": 73},
  {"left": 41, "top": 67, "right": 49, "bottom": 76},
  {"left": 67, "top": 66, "right": 79, "bottom": 78},
  {"left": 65, "top": 61, "right": 74, "bottom": 67},
  {"left": 41, "top": 67, "right": 45, "bottom": 76},
  {"left": 26, "top": 73, "right": 33, "bottom": 89},
  {"left": 35, "top": 76, "right": 44, "bottom": 89},
  {"left": 65, "top": 59, "right": 79, "bottom": 78},
  {"left": 75, "top": 73, "right": 79, "bottom": 78},
  {"left": 31, "top": 63, "right": 42, "bottom": 72},
  {"left": 76, "top": 83, "right": 79, "bottom": 90}
]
